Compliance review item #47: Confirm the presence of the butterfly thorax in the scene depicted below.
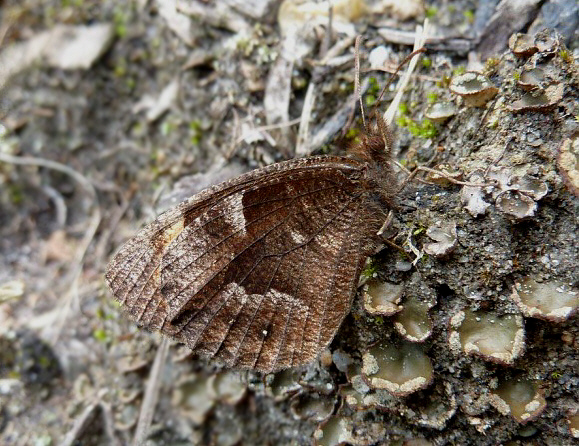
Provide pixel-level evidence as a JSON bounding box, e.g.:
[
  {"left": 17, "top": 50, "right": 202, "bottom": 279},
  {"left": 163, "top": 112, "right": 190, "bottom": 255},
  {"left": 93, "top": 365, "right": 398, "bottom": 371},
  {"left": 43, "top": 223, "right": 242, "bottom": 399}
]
[{"left": 348, "top": 125, "right": 398, "bottom": 213}]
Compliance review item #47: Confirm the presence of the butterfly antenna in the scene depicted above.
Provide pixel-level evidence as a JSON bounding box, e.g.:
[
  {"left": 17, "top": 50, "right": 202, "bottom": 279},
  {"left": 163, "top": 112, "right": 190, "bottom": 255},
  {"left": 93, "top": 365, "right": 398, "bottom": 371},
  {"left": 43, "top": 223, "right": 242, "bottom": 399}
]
[
  {"left": 354, "top": 35, "right": 367, "bottom": 131},
  {"left": 374, "top": 46, "right": 427, "bottom": 110}
]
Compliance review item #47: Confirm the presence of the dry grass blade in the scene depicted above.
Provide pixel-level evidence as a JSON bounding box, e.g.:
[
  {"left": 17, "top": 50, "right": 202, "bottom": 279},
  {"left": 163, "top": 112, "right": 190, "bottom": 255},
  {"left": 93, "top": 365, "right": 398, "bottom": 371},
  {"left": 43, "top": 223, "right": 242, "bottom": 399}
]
[
  {"left": 61, "top": 400, "right": 120, "bottom": 446},
  {"left": 384, "top": 19, "right": 429, "bottom": 125},
  {"left": 132, "top": 337, "right": 170, "bottom": 446}
]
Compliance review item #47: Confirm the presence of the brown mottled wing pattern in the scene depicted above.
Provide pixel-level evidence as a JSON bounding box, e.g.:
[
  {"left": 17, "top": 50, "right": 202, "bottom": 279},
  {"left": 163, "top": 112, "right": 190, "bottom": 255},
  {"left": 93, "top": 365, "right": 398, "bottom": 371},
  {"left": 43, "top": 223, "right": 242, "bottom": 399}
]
[{"left": 105, "top": 156, "right": 374, "bottom": 373}]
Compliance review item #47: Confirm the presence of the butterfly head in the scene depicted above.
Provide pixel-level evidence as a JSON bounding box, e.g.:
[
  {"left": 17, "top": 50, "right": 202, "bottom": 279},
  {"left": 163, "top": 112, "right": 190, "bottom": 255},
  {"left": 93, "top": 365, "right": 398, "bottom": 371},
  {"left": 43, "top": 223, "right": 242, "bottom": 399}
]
[{"left": 347, "top": 111, "right": 393, "bottom": 165}]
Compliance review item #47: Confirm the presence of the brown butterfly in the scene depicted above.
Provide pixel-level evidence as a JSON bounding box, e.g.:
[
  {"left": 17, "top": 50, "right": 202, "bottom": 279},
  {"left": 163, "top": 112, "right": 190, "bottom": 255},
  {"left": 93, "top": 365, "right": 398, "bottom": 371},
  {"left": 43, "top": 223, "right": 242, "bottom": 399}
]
[{"left": 105, "top": 114, "right": 397, "bottom": 374}]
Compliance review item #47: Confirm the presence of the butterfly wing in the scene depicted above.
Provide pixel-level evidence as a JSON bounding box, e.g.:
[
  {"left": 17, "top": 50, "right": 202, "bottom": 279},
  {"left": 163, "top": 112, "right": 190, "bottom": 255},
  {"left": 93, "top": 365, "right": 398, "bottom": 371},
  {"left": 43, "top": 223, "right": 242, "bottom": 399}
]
[{"left": 105, "top": 156, "right": 374, "bottom": 373}]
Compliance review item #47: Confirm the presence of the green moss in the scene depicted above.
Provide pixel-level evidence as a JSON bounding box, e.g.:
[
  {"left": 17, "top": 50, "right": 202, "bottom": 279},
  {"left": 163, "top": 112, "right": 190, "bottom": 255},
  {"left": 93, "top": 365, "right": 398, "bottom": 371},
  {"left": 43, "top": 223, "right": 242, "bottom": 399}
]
[
  {"left": 361, "top": 261, "right": 379, "bottom": 279},
  {"left": 125, "top": 77, "right": 136, "bottom": 90},
  {"left": 396, "top": 102, "right": 437, "bottom": 139},
  {"left": 463, "top": 10, "right": 474, "bottom": 24},
  {"left": 113, "top": 59, "right": 127, "bottom": 77},
  {"left": 340, "top": 81, "right": 355, "bottom": 93},
  {"left": 413, "top": 227, "right": 426, "bottom": 236},
  {"left": 396, "top": 115, "right": 411, "bottom": 128},
  {"left": 368, "top": 77, "right": 380, "bottom": 94},
  {"left": 558, "top": 49, "right": 572, "bottom": 63},
  {"left": 426, "top": 92, "right": 438, "bottom": 104},
  {"left": 365, "top": 77, "right": 380, "bottom": 106},
  {"left": 452, "top": 66, "right": 466, "bottom": 77},
  {"left": 402, "top": 118, "right": 437, "bottom": 139},
  {"left": 61, "top": 0, "right": 85, "bottom": 7},
  {"left": 113, "top": 7, "right": 129, "bottom": 38},
  {"left": 422, "top": 57, "right": 432, "bottom": 69},
  {"left": 513, "top": 71, "right": 521, "bottom": 81},
  {"left": 8, "top": 370, "right": 21, "bottom": 379},
  {"left": 8, "top": 184, "right": 24, "bottom": 205},
  {"left": 189, "top": 120, "right": 203, "bottom": 145},
  {"left": 365, "top": 94, "right": 376, "bottom": 106},
  {"left": 160, "top": 120, "right": 176, "bottom": 136},
  {"left": 38, "top": 355, "right": 53, "bottom": 368},
  {"left": 346, "top": 127, "right": 360, "bottom": 140},
  {"left": 398, "top": 102, "right": 409, "bottom": 115},
  {"left": 485, "top": 58, "right": 500, "bottom": 72},
  {"left": 438, "top": 75, "right": 452, "bottom": 88},
  {"left": 318, "top": 144, "right": 332, "bottom": 155},
  {"left": 93, "top": 328, "right": 110, "bottom": 344},
  {"left": 425, "top": 6, "right": 437, "bottom": 18}
]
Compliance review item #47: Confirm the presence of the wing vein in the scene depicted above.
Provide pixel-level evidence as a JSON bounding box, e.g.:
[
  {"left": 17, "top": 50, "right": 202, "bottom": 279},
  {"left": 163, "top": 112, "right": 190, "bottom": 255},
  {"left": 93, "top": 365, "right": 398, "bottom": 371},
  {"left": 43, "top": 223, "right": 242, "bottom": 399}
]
[{"left": 119, "top": 183, "right": 345, "bottom": 308}]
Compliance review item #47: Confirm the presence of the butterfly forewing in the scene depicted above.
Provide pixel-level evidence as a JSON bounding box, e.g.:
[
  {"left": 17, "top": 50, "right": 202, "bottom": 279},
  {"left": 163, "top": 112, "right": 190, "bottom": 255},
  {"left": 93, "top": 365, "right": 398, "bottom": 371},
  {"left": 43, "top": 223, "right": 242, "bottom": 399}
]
[{"left": 105, "top": 156, "right": 378, "bottom": 373}]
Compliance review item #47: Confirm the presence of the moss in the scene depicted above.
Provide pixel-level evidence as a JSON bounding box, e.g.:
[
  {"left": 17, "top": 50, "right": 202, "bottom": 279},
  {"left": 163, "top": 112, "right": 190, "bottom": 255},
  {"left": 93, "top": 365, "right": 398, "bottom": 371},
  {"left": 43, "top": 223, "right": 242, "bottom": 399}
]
[
  {"left": 398, "top": 102, "right": 409, "bottom": 116},
  {"left": 361, "top": 260, "right": 379, "bottom": 279},
  {"left": 558, "top": 48, "right": 572, "bottom": 63},
  {"left": 8, "top": 184, "right": 24, "bottom": 205},
  {"left": 61, "top": 0, "right": 85, "bottom": 7},
  {"left": 365, "top": 77, "right": 380, "bottom": 106},
  {"left": 113, "top": 58, "right": 127, "bottom": 77},
  {"left": 396, "top": 115, "right": 410, "bottom": 128},
  {"left": 452, "top": 66, "right": 466, "bottom": 77},
  {"left": 189, "top": 120, "right": 203, "bottom": 145},
  {"left": 413, "top": 227, "right": 426, "bottom": 236},
  {"left": 93, "top": 328, "right": 110, "bottom": 344},
  {"left": 125, "top": 77, "right": 136, "bottom": 90},
  {"left": 318, "top": 144, "right": 332, "bottom": 155},
  {"left": 160, "top": 120, "right": 176, "bottom": 136},
  {"left": 8, "top": 370, "right": 21, "bottom": 379},
  {"left": 407, "top": 118, "right": 437, "bottom": 139},
  {"left": 426, "top": 92, "right": 438, "bottom": 104},
  {"left": 346, "top": 127, "right": 360, "bottom": 139},
  {"left": 463, "top": 10, "right": 474, "bottom": 24},
  {"left": 38, "top": 355, "right": 53, "bottom": 369},
  {"left": 345, "top": 127, "right": 361, "bottom": 147},
  {"left": 425, "top": 6, "right": 437, "bottom": 18},
  {"left": 438, "top": 75, "right": 452, "bottom": 88},
  {"left": 485, "top": 58, "right": 500, "bottom": 75},
  {"left": 365, "top": 95, "right": 376, "bottom": 106},
  {"left": 96, "top": 307, "right": 106, "bottom": 320},
  {"left": 422, "top": 57, "right": 432, "bottom": 69},
  {"left": 113, "top": 6, "right": 129, "bottom": 38},
  {"left": 339, "top": 81, "right": 355, "bottom": 94}
]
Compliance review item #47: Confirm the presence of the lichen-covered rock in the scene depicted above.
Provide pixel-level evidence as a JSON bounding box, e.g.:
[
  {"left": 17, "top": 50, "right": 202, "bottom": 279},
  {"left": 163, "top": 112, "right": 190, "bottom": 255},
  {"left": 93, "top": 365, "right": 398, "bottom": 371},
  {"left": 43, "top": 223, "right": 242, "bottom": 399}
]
[
  {"left": 449, "top": 72, "right": 498, "bottom": 107},
  {"left": 511, "top": 277, "right": 579, "bottom": 322},
  {"left": 558, "top": 136, "right": 579, "bottom": 197},
  {"left": 363, "top": 279, "right": 404, "bottom": 316},
  {"left": 489, "top": 376, "right": 547, "bottom": 423},
  {"left": 449, "top": 309, "right": 525, "bottom": 365},
  {"left": 393, "top": 293, "right": 434, "bottom": 342},
  {"left": 361, "top": 341, "right": 433, "bottom": 396}
]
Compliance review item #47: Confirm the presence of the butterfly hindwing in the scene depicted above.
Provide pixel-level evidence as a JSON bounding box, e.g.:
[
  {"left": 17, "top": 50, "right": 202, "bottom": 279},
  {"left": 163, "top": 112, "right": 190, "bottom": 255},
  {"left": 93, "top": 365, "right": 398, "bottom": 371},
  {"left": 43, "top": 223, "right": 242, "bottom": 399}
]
[{"left": 105, "top": 156, "right": 374, "bottom": 373}]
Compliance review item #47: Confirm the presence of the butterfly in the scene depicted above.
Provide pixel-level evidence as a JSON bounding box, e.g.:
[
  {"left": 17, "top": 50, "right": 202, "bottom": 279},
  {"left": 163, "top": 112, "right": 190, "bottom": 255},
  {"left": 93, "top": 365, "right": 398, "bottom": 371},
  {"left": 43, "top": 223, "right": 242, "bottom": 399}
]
[{"left": 105, "top": 113, "right": 398, "bottom": 374}]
